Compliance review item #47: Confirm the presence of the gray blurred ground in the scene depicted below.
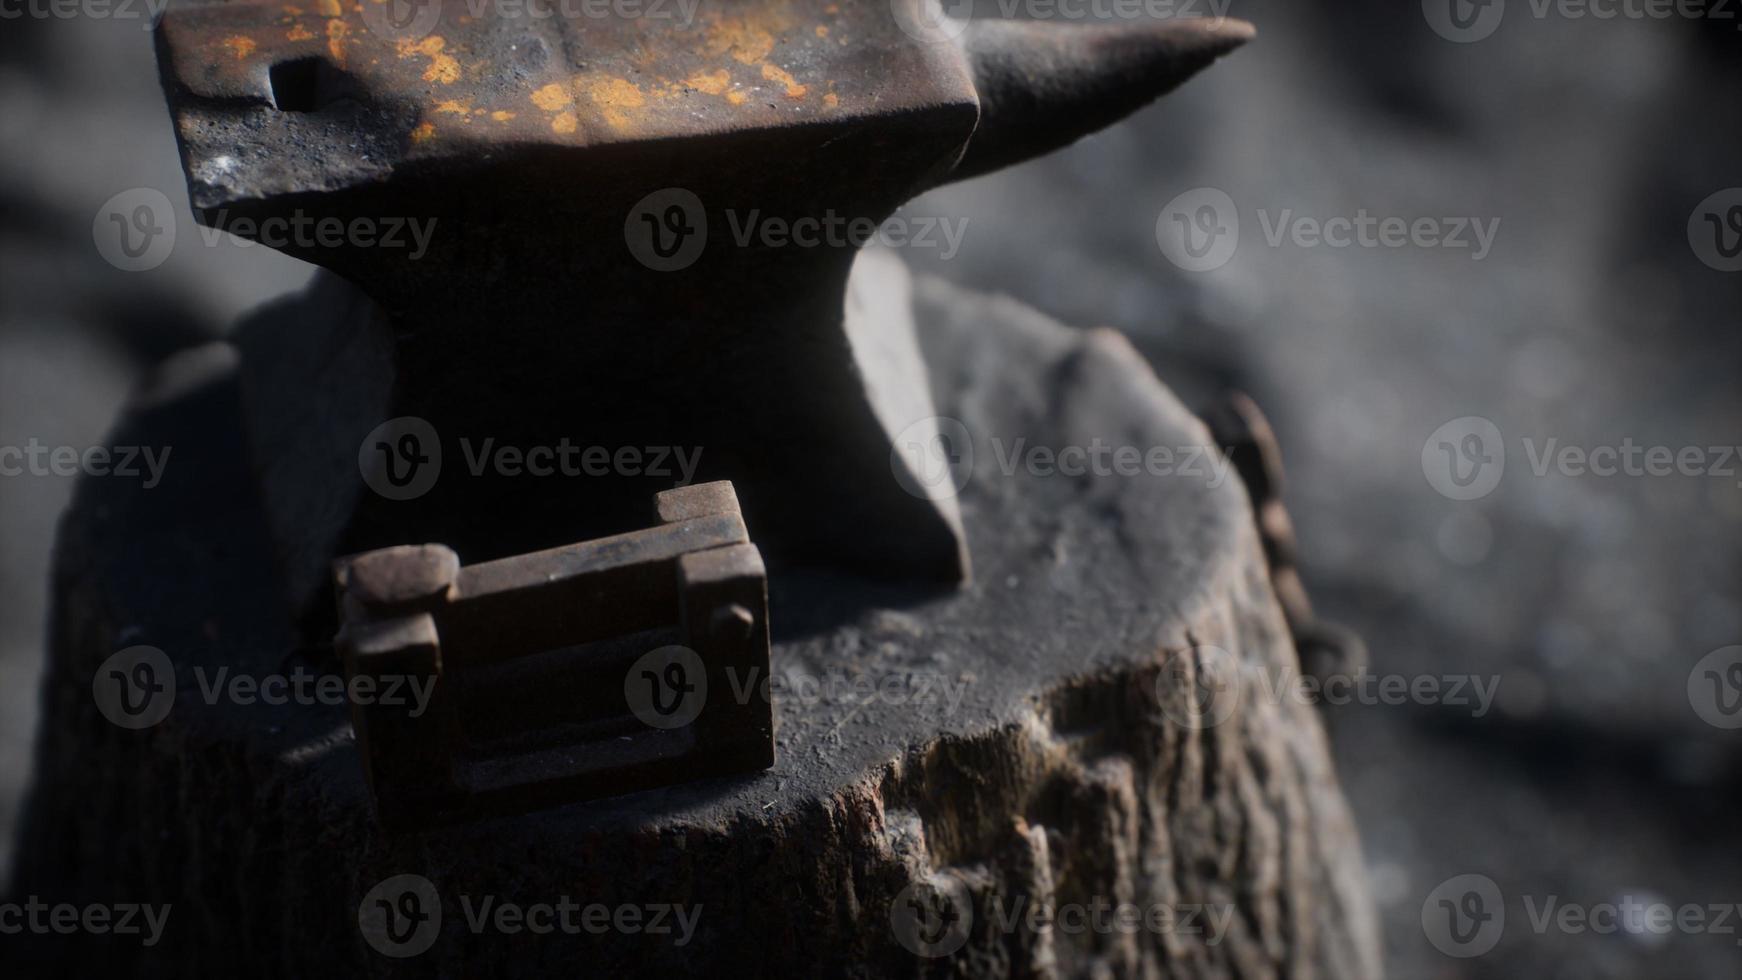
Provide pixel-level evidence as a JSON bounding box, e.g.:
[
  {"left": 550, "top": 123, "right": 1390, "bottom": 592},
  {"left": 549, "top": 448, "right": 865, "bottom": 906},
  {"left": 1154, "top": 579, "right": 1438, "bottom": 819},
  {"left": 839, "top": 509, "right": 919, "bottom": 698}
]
[{"left": 2, "top": 4, "right": 1739, "bottom": 977}]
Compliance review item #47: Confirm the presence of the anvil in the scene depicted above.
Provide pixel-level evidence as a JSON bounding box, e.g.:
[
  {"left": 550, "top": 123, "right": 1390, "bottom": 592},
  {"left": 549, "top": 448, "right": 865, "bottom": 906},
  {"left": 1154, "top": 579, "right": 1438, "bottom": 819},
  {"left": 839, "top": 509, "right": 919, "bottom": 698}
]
[{"left": 154, "top": 0, "right": 1251, "bottom": 584}]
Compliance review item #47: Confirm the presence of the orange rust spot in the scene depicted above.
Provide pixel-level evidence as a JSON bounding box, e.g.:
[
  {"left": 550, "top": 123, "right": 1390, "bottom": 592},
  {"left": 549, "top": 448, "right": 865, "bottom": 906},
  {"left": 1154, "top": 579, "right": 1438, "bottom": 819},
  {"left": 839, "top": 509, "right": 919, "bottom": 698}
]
[
  {"left": 491, "top": 110, "right": 516, "bottom": 122},
  {"left": 435, "top": 100, "right": 471, "bottom": 116},
  {"left": 684, "top": 70, "right": 732, "bottom": 96},
  {"left": 286, "top": 25, "right": 315, "bottom": 42},
  {"left": 552, "top": 112, "right": 578, "bottom": 134},
  {"left": 396, "top": 36, "right": 460, "bottom": 85},
  {"left": 824, "top": 3, "right": 839, "bottom": 11},
  {"left": 726, "top": 91, "right": 747, "bottom": 106},
  {"left": 283, "top": 4, "right": 304, "bottom": 13},
  {"left": 761, "top": 63, "right": 806, "bottom": 99},
  {"left": 417, "top": 37, "right": 460, "bottom": 84},
  {"left": 411, "top": 121, "right": 436, "bottom": 142},
  {"left": 326, "top": 18, "right": 349, "bottom": 63},
  {"left": 531, "top": 83, "right": 572, "bottom": 111},
  {"left": 815, "top": 25, "right": 828, "bottom": 37},
  {"left": 704, "top": 19, "right": 775, "bottom": 65},
  {"left": 589, "top": 77, "right": 645, "bottom": 129},
  {"left": 315, "top": 0, "right": 341, "bottom": 16},
  {"left": 222, "top": 36, "right": 257, "bottom": 60},
  {"left": 823, "top": 92, "right": 838, "bottom": 108}
]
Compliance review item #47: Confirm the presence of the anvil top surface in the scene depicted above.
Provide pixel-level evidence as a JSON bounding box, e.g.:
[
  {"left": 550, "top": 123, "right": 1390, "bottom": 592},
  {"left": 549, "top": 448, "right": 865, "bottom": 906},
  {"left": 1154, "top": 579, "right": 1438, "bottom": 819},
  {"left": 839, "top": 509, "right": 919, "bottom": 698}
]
[{"left": 158, "top": 0, "right": 978, "bottom": 203}]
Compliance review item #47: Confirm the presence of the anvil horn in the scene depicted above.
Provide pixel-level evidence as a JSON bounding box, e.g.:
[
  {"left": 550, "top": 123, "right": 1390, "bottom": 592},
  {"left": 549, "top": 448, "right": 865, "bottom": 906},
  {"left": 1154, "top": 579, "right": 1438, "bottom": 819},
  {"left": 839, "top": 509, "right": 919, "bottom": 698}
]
[{"left": 951, "top": 17, "right": 1256, "bottom": 183}]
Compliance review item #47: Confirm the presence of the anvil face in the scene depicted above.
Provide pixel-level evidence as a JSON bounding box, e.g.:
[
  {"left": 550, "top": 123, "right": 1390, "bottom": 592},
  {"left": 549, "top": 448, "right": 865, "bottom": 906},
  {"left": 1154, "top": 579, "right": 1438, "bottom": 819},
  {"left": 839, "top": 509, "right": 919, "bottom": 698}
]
[{"left": 156, "top": 0, "right": 980, "bottom": 214}]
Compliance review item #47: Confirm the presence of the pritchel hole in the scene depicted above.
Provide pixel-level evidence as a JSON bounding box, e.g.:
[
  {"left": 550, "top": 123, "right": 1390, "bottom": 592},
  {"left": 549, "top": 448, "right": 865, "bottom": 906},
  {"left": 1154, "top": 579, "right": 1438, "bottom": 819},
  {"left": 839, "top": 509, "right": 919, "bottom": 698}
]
[{"left": 269, "top": 57, "right": 357, "bottom": 113}]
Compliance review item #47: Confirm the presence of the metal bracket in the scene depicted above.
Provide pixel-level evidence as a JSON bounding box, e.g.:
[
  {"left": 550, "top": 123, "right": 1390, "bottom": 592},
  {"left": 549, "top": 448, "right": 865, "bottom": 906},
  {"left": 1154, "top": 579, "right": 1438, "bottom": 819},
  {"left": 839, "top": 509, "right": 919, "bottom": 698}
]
[{"left": 334, "top": 481, "right": 773, "bottom": 828}]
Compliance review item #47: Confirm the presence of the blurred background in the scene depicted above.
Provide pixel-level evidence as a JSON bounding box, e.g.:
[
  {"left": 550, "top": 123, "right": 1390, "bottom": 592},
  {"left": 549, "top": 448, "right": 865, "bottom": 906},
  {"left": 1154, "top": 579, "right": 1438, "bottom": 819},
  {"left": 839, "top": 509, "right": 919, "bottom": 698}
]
[{"left": 2, "top": 2, "right": 1738, "bottom": 976}]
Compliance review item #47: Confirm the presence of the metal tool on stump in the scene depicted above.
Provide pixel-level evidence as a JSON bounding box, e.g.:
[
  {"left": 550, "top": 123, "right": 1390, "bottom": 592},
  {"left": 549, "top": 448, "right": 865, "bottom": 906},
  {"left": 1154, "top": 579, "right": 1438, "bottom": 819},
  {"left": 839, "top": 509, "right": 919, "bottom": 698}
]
[
  {"left": 154, "top": 0, "right": 1254, "bottom": 584},
  {"left": 335, "top": 481, "right": 773, "bottom": 827}
]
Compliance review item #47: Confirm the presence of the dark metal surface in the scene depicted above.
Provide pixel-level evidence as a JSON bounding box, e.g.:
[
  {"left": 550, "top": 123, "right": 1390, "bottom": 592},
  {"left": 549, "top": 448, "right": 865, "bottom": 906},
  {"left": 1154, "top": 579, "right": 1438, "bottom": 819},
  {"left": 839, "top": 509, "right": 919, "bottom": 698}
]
[
  {"left": 154, "top": 0, "right": 1251, "bottom": 585},
  {"left": 335, "top": 480, "right": 773, "bottom": 827}
]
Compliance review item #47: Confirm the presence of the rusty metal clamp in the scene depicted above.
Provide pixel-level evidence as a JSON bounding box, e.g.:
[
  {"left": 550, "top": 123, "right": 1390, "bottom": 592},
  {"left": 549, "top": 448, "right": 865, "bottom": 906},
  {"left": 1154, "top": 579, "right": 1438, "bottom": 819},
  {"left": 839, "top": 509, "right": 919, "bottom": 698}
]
[{"left": 334, "top": 481, "right": 773, "bottom": 828}]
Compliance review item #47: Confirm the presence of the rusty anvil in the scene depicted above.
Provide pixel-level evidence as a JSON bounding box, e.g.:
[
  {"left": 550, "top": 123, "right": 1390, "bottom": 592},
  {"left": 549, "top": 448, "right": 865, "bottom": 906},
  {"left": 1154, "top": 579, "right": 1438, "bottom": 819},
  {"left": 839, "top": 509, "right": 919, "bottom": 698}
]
[{"left": 154, "top": 0, "right": 1251, "bottom": 588}]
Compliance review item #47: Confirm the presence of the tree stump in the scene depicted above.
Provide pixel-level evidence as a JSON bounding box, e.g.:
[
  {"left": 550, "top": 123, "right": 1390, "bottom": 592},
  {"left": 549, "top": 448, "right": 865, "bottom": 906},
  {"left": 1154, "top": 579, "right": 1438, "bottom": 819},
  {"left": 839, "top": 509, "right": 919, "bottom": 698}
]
[{"left": 8, "top": 258, "right": 1379, "bottom": 978}]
